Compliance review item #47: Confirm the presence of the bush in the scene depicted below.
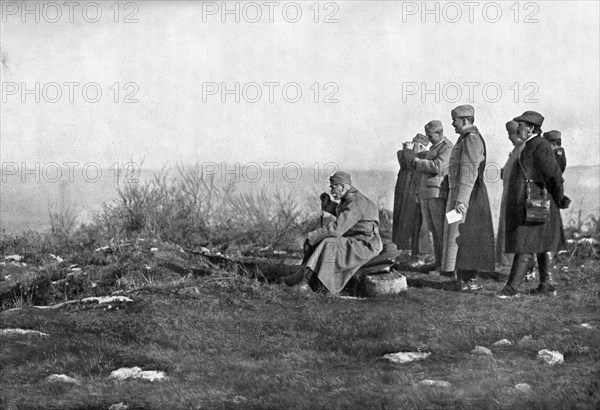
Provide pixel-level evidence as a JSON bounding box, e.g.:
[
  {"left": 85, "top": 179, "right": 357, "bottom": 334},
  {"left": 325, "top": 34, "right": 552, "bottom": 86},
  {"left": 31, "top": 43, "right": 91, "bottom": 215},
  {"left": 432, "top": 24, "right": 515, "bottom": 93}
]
[
  {"left": 83, "top": 163, "right": 313, "bottom": 253},
  {"left": 564, "top": 208, "right": 600, "bottom": 260}
]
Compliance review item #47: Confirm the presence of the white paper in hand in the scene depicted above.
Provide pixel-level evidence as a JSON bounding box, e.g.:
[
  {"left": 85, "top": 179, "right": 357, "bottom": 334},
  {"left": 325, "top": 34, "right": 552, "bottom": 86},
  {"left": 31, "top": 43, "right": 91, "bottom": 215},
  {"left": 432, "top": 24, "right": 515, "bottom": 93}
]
[{"left": 446, "top": 209, "right": 463, "bottom": 224}]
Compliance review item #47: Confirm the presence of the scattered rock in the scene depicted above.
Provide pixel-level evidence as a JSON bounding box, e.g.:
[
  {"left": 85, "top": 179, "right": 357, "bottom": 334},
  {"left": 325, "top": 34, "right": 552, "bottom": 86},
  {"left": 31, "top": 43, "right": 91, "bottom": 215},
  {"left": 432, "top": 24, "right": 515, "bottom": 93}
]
[
  {"left": 1, "top": 328, "right": 49, "bottom": 337},
  {"left": 519, "top": 335, "right": 533, "bottom": 344},
  {"left": 364, "top": 272, "right": 408, "bottom": 296},
  {"left": 5, "top": 254, "right": 23, "bottom": 262},
  {"left": 108, "top": 403, "right": 129, "bottom": 410},
  {"left": 150, "top": 248, "right": 158, "bottom": 253},
  {"left": 492, "top": 339, "right": 513, "bottom": 347},
  {"left": 515, "top": 383, "right": 533, "bottom": 394},
  {"left": 537, "top": 349, "right": 564, "bottom": 366},
  {"left": 471, "top": 346, "right": 493, "bottom": 356},
  {"left": 419, "top": 379, "right": 451, "bottom": 388},
  {"left": 46, "top": 374, "right": 80, "bottom": 385},
  {"left": 109, "top": 367, "right": 167, "bottom": 381},
  {"left": 579, "top": 237, "right": 599, "bottom": 245},
  {"left": 177, "top": 287, "right": 200, "bottom": 296},
  {"left": 49, "top": 254, "right": 64, "bottom": 262},
  {"left": 339, "top": 296, "right": 367, "bottom": 301},
  {"left": 383, "top": 351, "right": 431, "bottom": 364},
  {"left": 580, "top": 323, "right": 593, "bottom": 329}
]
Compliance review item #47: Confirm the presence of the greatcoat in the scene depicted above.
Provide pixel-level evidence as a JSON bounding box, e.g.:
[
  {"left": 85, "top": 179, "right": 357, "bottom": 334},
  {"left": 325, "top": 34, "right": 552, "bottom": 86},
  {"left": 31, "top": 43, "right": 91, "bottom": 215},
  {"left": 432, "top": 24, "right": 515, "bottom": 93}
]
[
  {"left": 496, "top": 143, "right": 525, "bottom": 265},
  {"left": 306, "top": 187, "right": 382, "bottom": 294},
  {"left": 441, "top": 125, "right": 495, "bottom": 272},
  {"left": 392, "top": 149, "right": 427, "bottom": 251},
  {"left": 504, "top": 135, "right": 566, "bottom": 253}
]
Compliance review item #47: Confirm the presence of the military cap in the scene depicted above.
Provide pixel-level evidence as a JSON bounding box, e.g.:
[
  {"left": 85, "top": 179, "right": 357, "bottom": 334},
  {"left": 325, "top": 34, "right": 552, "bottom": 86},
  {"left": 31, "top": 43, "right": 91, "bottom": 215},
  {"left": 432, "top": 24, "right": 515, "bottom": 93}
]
[
  {"left": 505, "top": 120, "right": 519, "bottom": 133},
  {"left": 513, "top": 111, "right": 544, "bottom": 127},
  {"left": 425, "top": 120, "right": 443, "bottom": 133},
  {"left": 412, "top": 133, "right": 429, "bottom": 145},
  {"left": 451, "top": 104, "right": 475, "bottom": 119},
  {"left": 543, "top": 130, "right": 562, "bottom": 142},
  {"left": 329, "top": 171, "right": 352, "bottom": 186}
]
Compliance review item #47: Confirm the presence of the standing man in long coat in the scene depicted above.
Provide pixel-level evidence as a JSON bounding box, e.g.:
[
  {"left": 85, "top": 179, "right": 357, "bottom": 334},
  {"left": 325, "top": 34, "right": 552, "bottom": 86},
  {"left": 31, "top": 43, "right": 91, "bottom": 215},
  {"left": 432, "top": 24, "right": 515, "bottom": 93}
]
[
  {"left": 441, "top": 105, "right": 495, "bottom": 291},
  {"left": 496, "top": 120, "right": 526, "bottom": 266},
  {"left": 282, "top": 171, "right": 382, "bottom": 295},
  {"left": 392, "top": 133, "right": 430, "bottom": 263},
  {"left": 405, "top": 120, "right": 453, "bottom": 274},
  {"left": 498, "top": 111, "right": 570, "bottom": 298}
]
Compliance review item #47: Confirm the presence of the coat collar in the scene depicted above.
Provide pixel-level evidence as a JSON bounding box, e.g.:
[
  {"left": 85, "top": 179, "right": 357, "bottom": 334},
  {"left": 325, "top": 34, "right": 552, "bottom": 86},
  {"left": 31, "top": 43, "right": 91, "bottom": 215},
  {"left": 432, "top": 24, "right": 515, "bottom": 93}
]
[{"left": 341, "top": 187, "right": 357, "bottom": 201}]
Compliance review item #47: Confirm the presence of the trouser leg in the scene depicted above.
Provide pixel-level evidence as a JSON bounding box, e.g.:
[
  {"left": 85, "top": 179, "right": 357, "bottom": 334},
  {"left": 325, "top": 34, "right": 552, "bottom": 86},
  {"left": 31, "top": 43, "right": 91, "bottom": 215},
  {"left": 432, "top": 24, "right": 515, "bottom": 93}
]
[
  {"left": 411, "top": 202, "right": 422, "bottom": 258},
  {"left": 428, "top": 198, "right": 446, "bottom": 270}
]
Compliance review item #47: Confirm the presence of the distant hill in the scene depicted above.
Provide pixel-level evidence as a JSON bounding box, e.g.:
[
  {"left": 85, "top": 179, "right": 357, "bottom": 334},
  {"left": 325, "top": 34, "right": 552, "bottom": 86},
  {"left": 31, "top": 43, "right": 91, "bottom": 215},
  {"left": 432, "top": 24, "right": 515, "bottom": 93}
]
[{"left": 1, "top": 165, "right": 598, "bottom": 235}]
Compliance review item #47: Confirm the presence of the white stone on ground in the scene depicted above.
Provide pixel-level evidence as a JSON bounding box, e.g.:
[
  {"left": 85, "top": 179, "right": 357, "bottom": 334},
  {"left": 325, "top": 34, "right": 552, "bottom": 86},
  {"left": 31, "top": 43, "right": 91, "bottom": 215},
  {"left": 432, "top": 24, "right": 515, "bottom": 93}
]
[
  {"left": 492, "top": 339, "right": 513, "bottom": 346},
  {"left": 364, "top": 272, "right": 407, "bottom": 296},
  {"left": 46, "top": 374, "right": 80, "bottom": 385},
  {"left": 515, "top": 383, "right": 533, "bottom": 393},
  {"left": 537, "top": 349, "right": 564, "bottom": 366},
  {"left": 580, "top": 323, "right": 593, "bottom": 329},
  {"left": 1, "top": 328, "right": 49, "bottom": 337},
  {"left": 109, "top": 367, "right": 167, "bottom": 381},
  {"left": 5, "top": 254, "right": 23, "bottom": 262},
  {"left": 471, "top": 346, "right": 492, "bottom": 356},
  {"left": 108, "top": 403, "right": 129, "bottom": 410},
  {"left": 383, "top": 351, "right": 430, "bottom": 364}
]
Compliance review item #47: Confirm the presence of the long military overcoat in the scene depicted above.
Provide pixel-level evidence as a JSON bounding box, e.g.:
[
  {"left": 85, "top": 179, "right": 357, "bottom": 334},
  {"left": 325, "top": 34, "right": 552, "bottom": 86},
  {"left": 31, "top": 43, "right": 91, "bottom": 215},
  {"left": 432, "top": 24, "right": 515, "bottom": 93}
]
[
  {"left": 441, "top": 125, "right": 495, "bottom": 272},
  {"left": 306, "top": 188, "right": 382, "bottom": 294},
  {"left": 504, "top": 135, "right": 566, "bottom": 253}
]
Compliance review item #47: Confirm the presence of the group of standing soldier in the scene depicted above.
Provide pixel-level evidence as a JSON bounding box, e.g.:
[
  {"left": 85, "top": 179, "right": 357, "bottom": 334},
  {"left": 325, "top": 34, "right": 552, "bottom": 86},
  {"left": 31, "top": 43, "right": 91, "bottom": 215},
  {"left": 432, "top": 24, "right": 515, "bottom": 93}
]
[
  {"left": 280, "top": 104, "right": 570, "bottom": 298},
  {"left": 393, "top": 105, "right": 570, "bottom": 296}
]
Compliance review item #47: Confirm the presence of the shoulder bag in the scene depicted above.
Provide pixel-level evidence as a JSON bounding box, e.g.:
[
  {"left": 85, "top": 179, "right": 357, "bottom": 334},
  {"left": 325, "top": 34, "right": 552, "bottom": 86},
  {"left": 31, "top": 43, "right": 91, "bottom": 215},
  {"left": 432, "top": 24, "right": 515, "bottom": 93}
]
[{"left": 518, "top": 155, "right": 550, "bottom": 223}]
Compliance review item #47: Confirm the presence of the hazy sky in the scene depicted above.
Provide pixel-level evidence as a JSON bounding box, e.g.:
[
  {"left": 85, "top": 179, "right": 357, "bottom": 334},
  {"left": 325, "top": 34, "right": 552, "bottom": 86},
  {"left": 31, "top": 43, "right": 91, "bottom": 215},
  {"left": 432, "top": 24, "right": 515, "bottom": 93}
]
[{"left": 1, "top": 0, "right": 599, "bottom": 173}]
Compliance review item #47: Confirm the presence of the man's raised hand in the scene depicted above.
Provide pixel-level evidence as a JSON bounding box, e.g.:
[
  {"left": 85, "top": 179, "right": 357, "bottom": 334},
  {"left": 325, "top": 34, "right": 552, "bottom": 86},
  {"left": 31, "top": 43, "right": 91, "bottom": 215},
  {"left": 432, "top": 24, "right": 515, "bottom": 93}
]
[{"left": 320, "top": 192, "right": 332, "bottom": 210}]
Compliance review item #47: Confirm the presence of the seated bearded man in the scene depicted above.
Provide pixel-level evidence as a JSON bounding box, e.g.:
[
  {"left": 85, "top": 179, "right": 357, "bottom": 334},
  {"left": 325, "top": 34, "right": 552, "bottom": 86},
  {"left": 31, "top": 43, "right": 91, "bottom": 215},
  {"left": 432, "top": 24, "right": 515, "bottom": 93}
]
[{"left": 282, "top": 171, "right": 383, "bottom": 294}]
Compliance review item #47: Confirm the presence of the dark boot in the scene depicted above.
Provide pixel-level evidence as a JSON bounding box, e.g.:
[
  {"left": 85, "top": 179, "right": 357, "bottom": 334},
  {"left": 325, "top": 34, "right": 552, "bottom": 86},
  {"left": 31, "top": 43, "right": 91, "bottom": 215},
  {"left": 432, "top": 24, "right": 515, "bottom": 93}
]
[
  {"left": 457, "top": 270, "right": 481, "bottom": 292},
  {"left": 531, "top": 252, "right": 557, "bottom": 295},
  {"left": 498, "top": 253, "right": 532, "bottom": 297}
]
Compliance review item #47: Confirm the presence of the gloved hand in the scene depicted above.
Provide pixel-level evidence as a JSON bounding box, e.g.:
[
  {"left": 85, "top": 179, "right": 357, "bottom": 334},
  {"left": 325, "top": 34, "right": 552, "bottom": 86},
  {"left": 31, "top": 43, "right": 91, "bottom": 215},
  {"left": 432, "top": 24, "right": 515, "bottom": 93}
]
[
  {"left": 320, "top": 192, "right": 331, "bottom": 210},
  {"left": 559, "top": 195, "right": 571, "bottom": 209}
]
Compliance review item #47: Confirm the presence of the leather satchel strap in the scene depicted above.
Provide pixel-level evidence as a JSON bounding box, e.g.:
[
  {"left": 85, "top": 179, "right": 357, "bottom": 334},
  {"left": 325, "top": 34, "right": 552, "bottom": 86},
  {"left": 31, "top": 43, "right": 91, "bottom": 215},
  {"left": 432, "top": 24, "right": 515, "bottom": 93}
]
[{"left": 518, "top": 149, "right": 548, "bottom": 200}]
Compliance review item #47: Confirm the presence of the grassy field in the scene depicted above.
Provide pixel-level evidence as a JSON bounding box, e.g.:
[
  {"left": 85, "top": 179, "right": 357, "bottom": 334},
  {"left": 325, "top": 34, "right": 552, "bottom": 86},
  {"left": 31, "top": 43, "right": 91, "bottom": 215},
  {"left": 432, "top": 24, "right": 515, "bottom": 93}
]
[{"left": 1, "top": 241, "right": 599, "bottom": 409}]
